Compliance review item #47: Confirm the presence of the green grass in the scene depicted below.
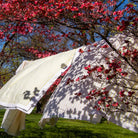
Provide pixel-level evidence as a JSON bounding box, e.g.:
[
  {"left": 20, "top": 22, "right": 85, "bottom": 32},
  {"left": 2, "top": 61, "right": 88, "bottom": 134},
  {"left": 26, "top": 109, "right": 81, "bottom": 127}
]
[{"left": 0, "top": 109, "right": 138, "bottom": 138}]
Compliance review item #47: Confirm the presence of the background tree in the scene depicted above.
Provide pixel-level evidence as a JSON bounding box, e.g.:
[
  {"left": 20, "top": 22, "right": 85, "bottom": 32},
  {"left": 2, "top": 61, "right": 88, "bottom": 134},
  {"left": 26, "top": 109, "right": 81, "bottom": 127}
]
[{"left": 0, "top": 0, "right": 137, "bottom": 114}]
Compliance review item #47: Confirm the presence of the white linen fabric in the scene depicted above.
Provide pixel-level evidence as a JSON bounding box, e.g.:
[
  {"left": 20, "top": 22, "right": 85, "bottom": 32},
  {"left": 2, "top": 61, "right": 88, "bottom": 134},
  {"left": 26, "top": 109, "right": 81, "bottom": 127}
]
[
  {"left": 15, "top": 60, "right": 33, "bottom": 74},
  {"left": 1, "top": 61, "right": 31, "bottom": 136},
  {"left": 0, "top": 48, "right": 80, "bottom": 114},
  {"left": 39, "top": 34, "right": 138, "bottom": 133},
  {"left": 1, "top": 109, "right": 26, "bottom": 136}
]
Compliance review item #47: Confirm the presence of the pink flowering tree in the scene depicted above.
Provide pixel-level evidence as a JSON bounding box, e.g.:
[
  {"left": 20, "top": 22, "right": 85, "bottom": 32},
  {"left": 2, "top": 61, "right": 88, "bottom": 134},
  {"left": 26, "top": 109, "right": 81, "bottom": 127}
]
[{"left": 0, "top": 0, "right": 137, "bottom": 113}]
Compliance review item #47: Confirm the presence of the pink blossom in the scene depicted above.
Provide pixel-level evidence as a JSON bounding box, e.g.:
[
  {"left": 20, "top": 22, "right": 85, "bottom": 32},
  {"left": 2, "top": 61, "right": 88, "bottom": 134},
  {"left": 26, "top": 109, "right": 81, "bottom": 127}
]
[
  {"left": 114, "top": 17, "right": 119, "bottom": 20},
  {"left": 81, "top": 75, "right": 88, "bottom": 80},
  {"left": 98, "top": 100, "right": 102, "bottom": 104},
  {"left": 79, "top": 49, "right": 84, "bottom": 53},
  {"left": 97, "top": 107, "right": 101, "bottom": 111},
  {"left": 93, "top": 43, "right": 97, "bottom": 47},
  {"left": 128, "top": 91, "right": 135, "bottom": 97},
  {"left": 84, "top": 65, "right": 91, "bottom": 70},
  {"left": 127, "top": 4, "right": 134, "bottom": 8},
  {"left": 97, "top": 67, "right": 103, "bottom": 72},
  {"left": 113, "top": 11, "right": 117, "bottom": 15},
  {"left": 121, "top": 72, "right": 128, "bottom": 77},
  {"left": 76, "top": 77, "right": 80, "bottom": 81},
  {"left": 116, "top": 68, "right": 122, "bottom": 72},
  {"left": 106, "top": 74, "right": 115, "bottom": 80},
  {"left": 86, "top": 96, "right": 92, "bottom": 100},
  {"left": 119, "top": 90, "right": 125, "bottom": 97},
  {"left": 71, "top": 7, "right": 79, "bottom": 11},
  {"left": 106, "top": 104, "right": 110, "bottom": 107},
  {"left": 104, "top": 69, "right": 111, "bottom": 74},
  {"left": 78, "top": 13, "right": 83, "bottom": 16},
  {"left": 73, "top": 15, "right": 76, "bottom": 18},
  {"left": 112, "top": 102, "right": 119, "bottom": 107},
  {"left": 91, "top": 89, "right": 96, "bottom": 93},
  {"left": 103, "top": 91, "right": 109, "bottom": 95},
  {"left": 101, "top": 45, "right": 109, "bottom": 48}
]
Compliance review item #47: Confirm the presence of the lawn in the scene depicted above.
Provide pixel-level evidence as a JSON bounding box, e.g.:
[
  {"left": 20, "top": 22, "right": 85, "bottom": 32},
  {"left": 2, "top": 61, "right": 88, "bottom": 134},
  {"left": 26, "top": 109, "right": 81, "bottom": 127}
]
[{"left": 0, "top": 109, "right": 138, "bottom": 138}]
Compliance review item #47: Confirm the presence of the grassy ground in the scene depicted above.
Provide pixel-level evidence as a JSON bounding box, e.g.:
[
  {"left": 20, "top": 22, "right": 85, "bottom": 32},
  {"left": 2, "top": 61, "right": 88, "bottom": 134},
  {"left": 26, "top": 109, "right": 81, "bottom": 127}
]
[{"left": 0, "top": 109, "right": 138, "bottom": 138}]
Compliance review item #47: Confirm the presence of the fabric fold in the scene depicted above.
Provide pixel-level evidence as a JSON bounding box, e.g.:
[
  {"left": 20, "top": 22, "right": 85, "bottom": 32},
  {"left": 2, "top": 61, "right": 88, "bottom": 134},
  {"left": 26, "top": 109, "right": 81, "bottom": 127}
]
[
  {"left": 0, "top": 47, "right": 82, "bottom": 136},
  {"left": 0, "top": 48, "right": 80, "bottom": 114},
  {"left": 1, "top": 109, "right": 26, "bottom": 136},
  {"left": 1, "top": 61, "right": 30, "bottom": 136}
]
